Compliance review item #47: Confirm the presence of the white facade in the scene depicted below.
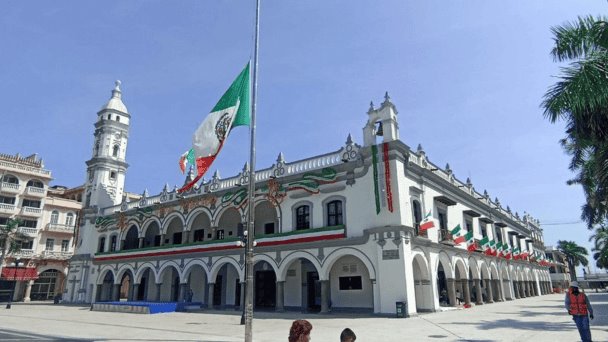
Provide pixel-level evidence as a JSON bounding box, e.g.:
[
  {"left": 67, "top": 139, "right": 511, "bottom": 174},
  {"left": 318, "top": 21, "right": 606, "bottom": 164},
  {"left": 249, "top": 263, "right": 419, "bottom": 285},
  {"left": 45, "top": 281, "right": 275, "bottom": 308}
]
[
  {"left": 0, "top": 153, "right": 81, "bottom": 302},
  {"left": 65, "top": 89, "right": 551, "bottom": 315}
]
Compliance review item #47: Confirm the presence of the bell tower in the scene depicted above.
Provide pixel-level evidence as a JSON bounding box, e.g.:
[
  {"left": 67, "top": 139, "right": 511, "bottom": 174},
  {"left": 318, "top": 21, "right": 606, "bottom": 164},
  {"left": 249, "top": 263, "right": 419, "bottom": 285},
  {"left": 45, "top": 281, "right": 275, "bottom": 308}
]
[
  {"left": 363, "top": 92, "right": 399, "bottom": 146},
  {"left": 84, "top": 80, "right": 130, "bottom": 210}
]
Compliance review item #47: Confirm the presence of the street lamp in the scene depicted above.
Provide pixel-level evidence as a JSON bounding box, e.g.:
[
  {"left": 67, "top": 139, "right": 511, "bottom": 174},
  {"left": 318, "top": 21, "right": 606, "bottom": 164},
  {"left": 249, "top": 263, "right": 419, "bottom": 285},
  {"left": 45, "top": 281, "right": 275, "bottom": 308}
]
[{"left": 6, "top": 258, "right": 24, "bottom": 309}]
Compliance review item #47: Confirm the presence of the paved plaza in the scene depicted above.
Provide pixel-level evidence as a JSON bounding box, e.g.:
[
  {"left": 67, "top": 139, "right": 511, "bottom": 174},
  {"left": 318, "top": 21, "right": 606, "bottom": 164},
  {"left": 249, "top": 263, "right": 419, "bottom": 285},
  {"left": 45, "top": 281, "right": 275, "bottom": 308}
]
[{"left": 0, "top": 293, "right": 605, "bottom": 341}]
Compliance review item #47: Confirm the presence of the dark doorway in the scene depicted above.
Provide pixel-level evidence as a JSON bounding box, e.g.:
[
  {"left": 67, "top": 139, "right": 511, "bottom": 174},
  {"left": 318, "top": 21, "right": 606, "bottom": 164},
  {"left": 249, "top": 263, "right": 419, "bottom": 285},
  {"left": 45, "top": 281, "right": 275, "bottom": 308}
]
[
  {"left": 213, "top": 275, "right": 222, "bottom": 306},
  {"left": 172, "top": 275, "right": 179, "bottom": 302},
  {"left": 307, "top": 272, "right": 321, "bottom": 312},
  {"left": 235, "top": 280, "right": 241, "bottom": 308},
  {"left": 254, "top": 271, "right": 276, "bottom": 309},
  {"left": 137, "top": 276, "right": 147, "bottom": 301},
  {"left": 437, "top": 264, "right": 449, "bottom": 306}
]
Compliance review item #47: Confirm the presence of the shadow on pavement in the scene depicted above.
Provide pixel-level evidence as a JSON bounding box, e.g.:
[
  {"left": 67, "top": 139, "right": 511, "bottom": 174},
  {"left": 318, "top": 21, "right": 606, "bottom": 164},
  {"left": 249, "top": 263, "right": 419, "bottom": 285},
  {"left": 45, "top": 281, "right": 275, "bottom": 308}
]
[{"left": 451, "top": 319, "right": 572, "bottom": 331}]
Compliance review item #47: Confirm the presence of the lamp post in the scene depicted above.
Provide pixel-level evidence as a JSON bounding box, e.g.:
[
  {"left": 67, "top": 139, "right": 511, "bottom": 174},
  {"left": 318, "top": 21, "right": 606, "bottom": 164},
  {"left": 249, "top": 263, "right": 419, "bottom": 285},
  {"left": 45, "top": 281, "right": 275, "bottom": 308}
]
[{"left": 6, "top": 258, "right": 24, "bottom": 309}]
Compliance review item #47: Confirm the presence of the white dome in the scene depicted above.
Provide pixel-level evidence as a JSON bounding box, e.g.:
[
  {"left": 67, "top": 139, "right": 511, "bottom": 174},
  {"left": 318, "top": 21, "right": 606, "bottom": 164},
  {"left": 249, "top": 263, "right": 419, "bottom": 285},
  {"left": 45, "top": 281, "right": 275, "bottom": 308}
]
[{"left": 100, "top": 80, "right": 129, "bottom": 114}]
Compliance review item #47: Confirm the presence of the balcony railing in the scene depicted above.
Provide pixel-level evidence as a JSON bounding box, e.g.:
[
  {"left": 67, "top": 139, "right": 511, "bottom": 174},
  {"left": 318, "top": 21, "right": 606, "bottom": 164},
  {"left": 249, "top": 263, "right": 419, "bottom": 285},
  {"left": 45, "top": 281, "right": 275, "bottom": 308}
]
[
  {"left": 46, "top": 223, "right": 74, "bottom": 234},
  {"left": 0, "top": 203, "right": 16, "bottom": 214},
  {"left": 0, "top": 182, "right": 20, "bottom": 193},
  {"left": 41, "top": 250, "right": 73, "bottom": 259},
  {"left": 16, "top": 227, "right": 38, "bottom": 237},
  {"left": 21, "top": 206, "right": 42, "bottom": 216},
  {"left": 13, "top": 249, "right": 34, "bottom": 258},
  {"left": 25, "top": 186, "right": 45, "bottom": 196}
]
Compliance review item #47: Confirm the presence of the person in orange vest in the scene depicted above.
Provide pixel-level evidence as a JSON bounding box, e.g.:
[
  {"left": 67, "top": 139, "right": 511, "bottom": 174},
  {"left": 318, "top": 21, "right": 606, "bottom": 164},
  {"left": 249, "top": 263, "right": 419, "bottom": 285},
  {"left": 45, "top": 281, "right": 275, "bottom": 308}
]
[{"left": 565, "top": 281, "right": 594, "bottom": 342}]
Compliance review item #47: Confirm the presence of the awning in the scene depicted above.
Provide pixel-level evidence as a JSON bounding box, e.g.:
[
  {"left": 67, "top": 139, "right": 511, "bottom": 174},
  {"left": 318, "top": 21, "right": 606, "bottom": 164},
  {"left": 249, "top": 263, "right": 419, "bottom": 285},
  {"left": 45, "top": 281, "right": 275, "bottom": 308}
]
[
  {"left": 434, "top": 195, "right": 457, "bottom": 206},
  {"left": 1, "top": 267, "right": 39, "bottom": 281}
]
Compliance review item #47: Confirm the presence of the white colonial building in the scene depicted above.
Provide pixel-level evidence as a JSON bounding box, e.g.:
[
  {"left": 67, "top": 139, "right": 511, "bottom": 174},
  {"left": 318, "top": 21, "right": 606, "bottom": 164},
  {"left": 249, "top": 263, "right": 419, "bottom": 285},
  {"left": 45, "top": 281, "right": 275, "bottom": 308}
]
[
  {"left": 0, "top": 153, "right": 81, "bottom": 302},
  {"left": 65, "top": 85, "right": 551, "bottom": 316}
]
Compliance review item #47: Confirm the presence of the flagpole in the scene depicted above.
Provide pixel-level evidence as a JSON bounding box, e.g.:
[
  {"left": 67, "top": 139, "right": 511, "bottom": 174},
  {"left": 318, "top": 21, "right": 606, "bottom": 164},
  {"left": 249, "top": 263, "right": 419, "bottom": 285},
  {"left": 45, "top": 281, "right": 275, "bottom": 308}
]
[{"left": 244, "top": 0, "right": 260, "bottom": 340}]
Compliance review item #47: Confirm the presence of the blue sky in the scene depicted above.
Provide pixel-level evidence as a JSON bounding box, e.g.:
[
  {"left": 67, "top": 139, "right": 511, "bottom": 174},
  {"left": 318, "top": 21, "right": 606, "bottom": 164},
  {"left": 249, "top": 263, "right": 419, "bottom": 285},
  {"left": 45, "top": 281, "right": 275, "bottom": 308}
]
[{"left": 1, "top": 1, "right": 606, "bottom": 273}]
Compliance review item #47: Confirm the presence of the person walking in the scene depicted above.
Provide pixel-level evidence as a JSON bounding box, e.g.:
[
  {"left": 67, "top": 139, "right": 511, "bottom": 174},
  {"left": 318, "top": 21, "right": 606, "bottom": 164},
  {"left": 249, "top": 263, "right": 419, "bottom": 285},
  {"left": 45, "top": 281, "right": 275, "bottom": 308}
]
[
  {"left": 288, "top": 319, "right": 312, "bottom": 342},
  {"left": 340, "top": 328, "right": 356, "bottom": 342},
  {"left": 565, "top": 281, "right": 594, "bottom": 342}
]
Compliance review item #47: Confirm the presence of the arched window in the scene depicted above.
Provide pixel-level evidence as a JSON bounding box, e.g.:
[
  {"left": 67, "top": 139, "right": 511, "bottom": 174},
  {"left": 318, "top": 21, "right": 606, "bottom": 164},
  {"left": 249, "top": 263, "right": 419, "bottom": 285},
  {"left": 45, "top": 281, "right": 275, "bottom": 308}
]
[
  {"left": 98, "top": 237, "right": 106, "bottom": 253},
  {"left": 110, "top": 235, "right": 117, "bottom": 252},
  {"left": 295, "top": 205, "right": 310, "bottom": 230},
  {"left": 326, "top": 200, "right": 343, "bottom": 226},
  {"left": 112, "top": 145, "right": 119, "bottom": 157},
  {"left": 65, "top": 213, "right": 74, "bottom": 227},
  {"left": 2, "top": 174, "right": 18, "bottom": 184},
  {"left": 50, "top": 211, "right": 59, "bottom": 224},
  {"left": 26, "top": 180, "right": 44, "bottom": 188},
  {"left": 115, "top": 116, "right": 120, "bottom": 122},
  {"left": 94, "top": 143, "right": 100, "bottom": 156},
  {"left": 107, "top": 114, "right": 111, "bottom": 120}
]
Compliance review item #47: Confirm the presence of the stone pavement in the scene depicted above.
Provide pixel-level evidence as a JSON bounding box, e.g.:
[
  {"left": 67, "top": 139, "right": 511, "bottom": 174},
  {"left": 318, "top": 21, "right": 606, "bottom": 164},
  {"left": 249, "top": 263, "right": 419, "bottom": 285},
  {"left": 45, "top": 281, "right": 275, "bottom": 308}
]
[{"left": 0, "top": 292, "right": 605, "bottom": 341}]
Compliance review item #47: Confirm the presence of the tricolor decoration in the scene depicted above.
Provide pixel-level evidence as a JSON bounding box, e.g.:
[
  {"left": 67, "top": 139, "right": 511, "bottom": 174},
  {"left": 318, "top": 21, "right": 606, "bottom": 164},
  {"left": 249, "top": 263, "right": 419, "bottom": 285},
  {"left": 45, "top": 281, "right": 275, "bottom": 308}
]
[
  {"left": 512, "top": 248, "right": 521, "bottom": 260},
  {"left": 178, "top": 63, "right": 251, "bottom": 192},
  {"left": 503, "top": 244, "right": 512, "bottom": 260},
  {"left": 419, "top": 211, "right": 435, "bottom": 232},
  {"left": 465, "top": 231, "right": 476, "bottom": 252},
  {"left": 371, "top": 143, "right": 394, "bottom": 214},
  {"left": 451, "top": 224, "right": 465, "bottom": 245}
]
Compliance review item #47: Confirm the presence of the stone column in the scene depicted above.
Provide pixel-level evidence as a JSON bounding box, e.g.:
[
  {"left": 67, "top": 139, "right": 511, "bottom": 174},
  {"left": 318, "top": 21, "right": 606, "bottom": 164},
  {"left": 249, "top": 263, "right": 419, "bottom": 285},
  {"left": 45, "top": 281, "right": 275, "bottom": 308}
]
[
  {"left": 463, "top": 279, "right": 471, "bottom": 305},
  {"left": 130, "top": 284, "right": 139, "bottom": 301},
  {"left": 160, "top": 234, "right": 166, "bottom": 246},
  {"left": 155, "top": 283, "right": 162, "bottom": 302},
  {"left": 184, "top": 231, "right": 190, "bottom": 244},
  {"left": 207, "top": 283, "right": 215, "bottom": 309},
  {"left": 486, "top": 279, "right": 494, "bottom": 303},
  {"left": 446, "top": 278, "right": 457, "bottom": 307},
  {"left": 96, "top": 284, "right": 102, "bottom": 302},
  {"left": 514, "top": 282, "right": 521, "bottom": 299},
  {"left": 474, "top": 279, "right": 483, "bottom": 305},
  {"left": 276, "top": 281, "right": 285, "bottom": 312},
  {"left": 23, "top": 280, "right": 33, "bottom": 303},
  {"left": 320, "top": 280, "right": 330, "bottom": 313},
  {"left": 112, "top": 284, "right": 121, "bottom": 301},
  {"left": 524, "top": 282, "right": 530, "bottom": 297},
  {"left": 179, "top": 283, "right": 188, "bottom": 302},
  {"left": 239, "top": 281, "right": 245, "bottom": 309},
  {"left": 520, "top": 282, "right": 526, "bottom": 298},
  {"left": 138, "top": 237, "right": 144, "bottom": 249},
  {"left": 496, "top": 279, "right": 504, "bottom": 301}
]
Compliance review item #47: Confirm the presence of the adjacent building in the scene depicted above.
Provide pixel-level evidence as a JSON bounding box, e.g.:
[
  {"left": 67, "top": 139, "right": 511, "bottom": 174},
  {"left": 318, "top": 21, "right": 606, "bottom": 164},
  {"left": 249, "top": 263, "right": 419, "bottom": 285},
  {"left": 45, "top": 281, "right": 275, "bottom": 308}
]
[
  {"left": 65, "top": 84, "right": 551, "bottom": 316},
  {"left": 0, "top": 153, "right": 81, "bottom": 302},
  {"left": 545, "top": 246, "right": 571, "bottom": 292}
]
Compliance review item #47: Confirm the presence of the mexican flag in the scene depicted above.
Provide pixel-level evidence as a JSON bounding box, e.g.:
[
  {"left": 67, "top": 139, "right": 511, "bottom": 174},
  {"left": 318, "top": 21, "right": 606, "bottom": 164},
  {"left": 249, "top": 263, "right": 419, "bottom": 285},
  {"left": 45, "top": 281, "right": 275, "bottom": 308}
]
[
  {"left": 495, "top": 241, "right": 503, "bottom": 257},
  {"left": 480, "top": 236, "right": 490, "bottom": 254},
  {"left": 512, "top": 248, "right": 521, "bottom": 260},
  {"left": 451, "top": 224, "right": 465, "bottom": 245},
  {"left": 465, "top": 231, "right": 476, "bottom": 251},
  {"left": 486, "top": 240, "right": 496, "bottom": 256},
  {"left": 178, "top": 63, "right": 251, "bottom": 192},
  {"left": 503, "top": 245, "right": 512, "bottom": 260},
  {"left": 419, "top": 211, "right": 435, "bottom": 232}
]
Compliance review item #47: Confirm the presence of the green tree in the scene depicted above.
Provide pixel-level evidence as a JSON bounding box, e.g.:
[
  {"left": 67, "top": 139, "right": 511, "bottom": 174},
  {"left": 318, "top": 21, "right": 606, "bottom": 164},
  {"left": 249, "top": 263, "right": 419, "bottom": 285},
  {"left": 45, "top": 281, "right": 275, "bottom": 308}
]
[
  {"left": 542, "top": 15, "right": 608, "bottom": 228},
  {"left": 589, "top": 225, "right": 608, "bottom": 269},
  {"left": 0, "top": 218, "right": 26, "bottom": 276},
  {"left": 557, "top": 240, "right": 589, "bottom": 281}
]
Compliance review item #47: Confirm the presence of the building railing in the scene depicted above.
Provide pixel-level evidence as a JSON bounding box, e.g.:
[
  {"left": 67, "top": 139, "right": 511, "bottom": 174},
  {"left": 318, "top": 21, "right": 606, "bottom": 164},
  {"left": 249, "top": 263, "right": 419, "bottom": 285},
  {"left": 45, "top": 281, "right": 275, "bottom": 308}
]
[
  {"left": 0, "top": 160, "right": 51, "bottom": 177},
  {"left": 0, "top": 182, "right": 20, "bottom": 192},
  {"left": 41, "top": 250, "right": 73, "bottom": 259},
  {"left": 16, "top": 227, "right": 37, "bottom": 236},
  {"left": 13, "top": 249, "right": 34, "bottom": 258},
  {"left": 26, "top": 186, "right": 45, "bottom": 196},
  {"left": 21, "top": 206, "right": 42, "bottom": 215},
  {"left": 46, "top": 223, "right": 74, "bottom": 233},
  {"left": 0, "top": 203, "right": 16, "bottom": 212}
]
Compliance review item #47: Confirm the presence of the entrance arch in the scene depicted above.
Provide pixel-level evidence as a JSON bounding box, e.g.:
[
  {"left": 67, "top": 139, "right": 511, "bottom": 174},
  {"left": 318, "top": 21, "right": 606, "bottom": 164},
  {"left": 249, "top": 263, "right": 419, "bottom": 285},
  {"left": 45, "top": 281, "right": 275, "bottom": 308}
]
[
  {"left": 183, "top": 263, "right": 208, "bottom": 303},
  {"left": 254, "top": 200, "right": 279, "bottom": 236},
  {"left": 412, "top": 253, "right": 432, "bottom": 312},
  {"left": 327, "top": 254, "right": 373, "bottom": 312},
  {"left": 280, "top": 253, "right": 322, "bottom": 312},
  {"left": 30, "top": 269, "right": 60, "bottom": 301},
  {"left": 211, "top": 262, "right": 241, "bottom": 309},
  {"left": 158, "top": 265, "right": 180, "bottom": 302},
  {"left": 97, "top": 270, "right": 114, "bottom": 302},
  {"left": 254, "top": 260, "right": 277, "bottom": 310}
]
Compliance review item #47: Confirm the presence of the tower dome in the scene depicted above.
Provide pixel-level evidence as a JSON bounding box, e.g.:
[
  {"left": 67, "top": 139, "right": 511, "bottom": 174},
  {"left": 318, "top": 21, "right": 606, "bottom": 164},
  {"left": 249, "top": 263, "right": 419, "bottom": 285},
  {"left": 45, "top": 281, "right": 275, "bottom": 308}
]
[{"left": 100, "top": 80, "right": 129, "bottom": 114}]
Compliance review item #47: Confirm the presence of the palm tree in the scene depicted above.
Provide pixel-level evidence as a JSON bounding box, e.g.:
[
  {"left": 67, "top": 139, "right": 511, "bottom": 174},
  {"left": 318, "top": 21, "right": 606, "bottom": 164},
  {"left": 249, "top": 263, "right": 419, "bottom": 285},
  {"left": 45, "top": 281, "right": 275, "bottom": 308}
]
[
  {"left": 590, "top": 226, "right": 608, "bottom": 269},
  {"left": 542, "top": 15, "right": 608, "bottom": 228},
  {"left": 0, "top": 218, "right": 25, "bottom": 276},
  {"left": 557, "top": 240, "right": 589, "bottom": 281}
]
